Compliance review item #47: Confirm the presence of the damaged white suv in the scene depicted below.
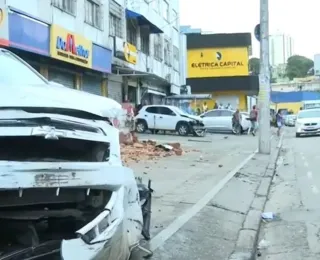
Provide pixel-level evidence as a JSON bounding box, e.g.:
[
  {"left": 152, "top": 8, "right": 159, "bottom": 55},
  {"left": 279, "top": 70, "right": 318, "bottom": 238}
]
[{"left": 0, "top": 49, "right": 152, "bottom": 260}]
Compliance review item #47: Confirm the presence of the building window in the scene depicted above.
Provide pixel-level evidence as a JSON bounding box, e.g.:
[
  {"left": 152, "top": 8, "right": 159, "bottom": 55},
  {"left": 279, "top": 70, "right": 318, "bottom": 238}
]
[
  {"left": 140, "top": 26, "right": 150, "bottom": 55},
  {"left": 164, "top": 39, "right": 171, "bottom": 65},
  {"left": 52, "top": 0, "right": 76, "bottom": 15},
  {"left": 162, "top": 1, "right": 169, "bottom": 21},
  {"left": 173, "top": 10, "right": 178, "bottom": 29},
  {"left": 85, "top": 0, "right": 103, "bottom": 30},
  {"left": 127, "top": 20, "right": 137, "bottom": 46},
  {"left": 154, "top": 35, "right": 163, "bottom": 61},
  {"left": 173, "top": 45, "right": 179, "bottom": 71},
  {"left": 109, "top": 14, "right": 122, "bottom": 38}
]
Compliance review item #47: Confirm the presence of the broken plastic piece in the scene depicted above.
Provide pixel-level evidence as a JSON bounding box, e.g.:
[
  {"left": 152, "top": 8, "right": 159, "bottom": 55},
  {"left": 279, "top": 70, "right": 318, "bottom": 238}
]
[{"left": 261, "top": 212, "right": 274, "bottom": 219}]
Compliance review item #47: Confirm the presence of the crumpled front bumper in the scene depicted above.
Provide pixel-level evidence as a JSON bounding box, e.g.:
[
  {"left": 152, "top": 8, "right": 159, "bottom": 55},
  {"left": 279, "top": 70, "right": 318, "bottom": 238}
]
[{"left": 0, "top": 162, "right": 143, "bottom": 260}]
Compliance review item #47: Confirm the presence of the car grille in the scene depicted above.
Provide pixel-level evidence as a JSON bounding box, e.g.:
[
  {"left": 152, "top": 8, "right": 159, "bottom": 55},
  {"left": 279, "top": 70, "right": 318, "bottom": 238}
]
[{"left": 304, "top": 123, "right": 317, "bottom": 126}]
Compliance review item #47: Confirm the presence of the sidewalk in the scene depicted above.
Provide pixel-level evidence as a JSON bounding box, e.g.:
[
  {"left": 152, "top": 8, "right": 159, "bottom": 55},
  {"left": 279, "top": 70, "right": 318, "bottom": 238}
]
[
  {"left": 131, "top": 135, "right": 283, "bottom": 259},
  {"left": 257, "top": 135, "right": 320, "bottom": 260}
]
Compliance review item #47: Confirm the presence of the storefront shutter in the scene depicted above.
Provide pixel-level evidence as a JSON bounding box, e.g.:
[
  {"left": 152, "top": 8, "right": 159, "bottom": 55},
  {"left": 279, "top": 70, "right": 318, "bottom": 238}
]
[
  {"left": 81, "top": 74, "right": 102, "bottom": 96},
  {"left": 108, "top": 80, "right": 123, "bottom": 103},
  {"left": 48, "top": 69, "right": 75, "bottom": 88}
]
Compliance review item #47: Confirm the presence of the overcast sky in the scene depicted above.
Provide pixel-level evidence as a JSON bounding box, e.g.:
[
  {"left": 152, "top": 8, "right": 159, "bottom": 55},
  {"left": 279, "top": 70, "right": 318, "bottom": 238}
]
[{"left": 180, "top": 0, "right": 318, "bottom": 59}]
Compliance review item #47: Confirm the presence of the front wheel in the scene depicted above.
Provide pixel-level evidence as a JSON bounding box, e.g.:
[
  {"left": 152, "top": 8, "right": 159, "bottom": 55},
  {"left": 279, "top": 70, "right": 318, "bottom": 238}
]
[
  {"left": 177, "top": 122, "right": 189, "bottom": 136},
  {"left": 136, "top": 120, "right": 147, "bottom": 133},
  {"left": 296, "top": 133, "right": 301, "bottom": 138}
]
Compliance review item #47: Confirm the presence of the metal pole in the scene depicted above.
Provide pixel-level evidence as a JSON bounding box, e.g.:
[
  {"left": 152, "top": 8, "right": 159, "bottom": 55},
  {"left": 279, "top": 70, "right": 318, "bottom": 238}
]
[{"left": 258, "top": 0, "right": 271, "bottom": 154}]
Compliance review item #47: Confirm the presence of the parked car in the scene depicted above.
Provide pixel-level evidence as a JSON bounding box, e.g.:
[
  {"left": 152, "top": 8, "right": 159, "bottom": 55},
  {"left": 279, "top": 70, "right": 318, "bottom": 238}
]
[
  {"left": 200, "top": 109, "right": 251, "bottom": 134},
  {"left": 0, "top": 48, "right": 152, "bottom": 260},
  {"left": 135, "top": 105, "right": 206, "bottom": 136},
  {"left": 284, "top": 114, "right": 297, "bottom": 126},
  {"left": 296, "top": 109, "right": 320, "bottom": 137}
]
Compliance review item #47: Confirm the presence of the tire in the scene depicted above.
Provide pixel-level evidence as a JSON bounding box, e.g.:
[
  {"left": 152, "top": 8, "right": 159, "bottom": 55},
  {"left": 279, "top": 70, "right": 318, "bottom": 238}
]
[
  {"left": 296, "top": 133, "right": 301, "bottom": 138},
  {"left": 176, "top": 122, "right": 189, "bottom": 136},
  {"left": 136, "top": 120, "right": 147, "bottom": 133}
]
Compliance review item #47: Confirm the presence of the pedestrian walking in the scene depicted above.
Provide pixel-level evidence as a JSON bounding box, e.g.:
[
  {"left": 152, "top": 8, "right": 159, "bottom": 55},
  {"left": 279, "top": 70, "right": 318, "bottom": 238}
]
[
  {"left": 232, "top": 109, "right": 242, "bottom": 135},
  {"left": 249, "top": 105, "right": 258, "bottom": 136},
  {"left": 276, "top": 109, "right": 284, "bottom": 137},
  {"left": 202, "top": 102, "right": 208, "bottom": 113}
]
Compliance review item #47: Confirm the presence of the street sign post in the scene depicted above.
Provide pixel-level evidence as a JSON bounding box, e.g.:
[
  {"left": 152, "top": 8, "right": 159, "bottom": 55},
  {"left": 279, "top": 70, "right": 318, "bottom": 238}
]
[{"left": 254, "top": 24, "right": 260, "bottom": 42}]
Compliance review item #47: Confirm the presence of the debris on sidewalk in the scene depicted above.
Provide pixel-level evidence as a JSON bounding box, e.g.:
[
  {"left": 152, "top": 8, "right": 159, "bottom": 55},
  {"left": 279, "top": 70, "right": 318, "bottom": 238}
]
[
  {"left": 261, "top": 212, "right": 274, "bottom": 220},
  {"left": 188, "top": 139, "right": 212, "bottom": 143},
  {"left": 121, "top": 138, "right": 184, "bottom": 165}
]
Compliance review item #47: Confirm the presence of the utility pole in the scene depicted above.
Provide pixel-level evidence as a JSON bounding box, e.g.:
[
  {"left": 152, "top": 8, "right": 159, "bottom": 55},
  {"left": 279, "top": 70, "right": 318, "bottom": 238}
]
[{"left": 258, "top": 0, "right": 271, "bottom": 154}]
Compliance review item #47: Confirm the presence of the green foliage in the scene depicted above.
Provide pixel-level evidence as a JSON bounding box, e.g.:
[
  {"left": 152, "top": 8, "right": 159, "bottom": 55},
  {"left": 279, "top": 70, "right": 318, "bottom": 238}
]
[
  {"left": 249, "top": 57, "right": 260, "bottom": 75},
  {"left": 285, "top": 55, "right": 314, "bottom": 80}
]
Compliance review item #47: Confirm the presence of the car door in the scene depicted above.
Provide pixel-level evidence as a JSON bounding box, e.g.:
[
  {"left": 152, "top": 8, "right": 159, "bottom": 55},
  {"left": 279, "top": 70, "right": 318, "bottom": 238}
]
[
  {"left": 201, "top": 110, "right": 222, "bottom": 131},
  {"left": 156, "top": 107, "right": 178, "bottom": 130},
  {"left": 144, "top": 106, "right": 158, "bottom": 129},
  {"left": 220, "top": 110, "right": 234, "bottom": 130}
]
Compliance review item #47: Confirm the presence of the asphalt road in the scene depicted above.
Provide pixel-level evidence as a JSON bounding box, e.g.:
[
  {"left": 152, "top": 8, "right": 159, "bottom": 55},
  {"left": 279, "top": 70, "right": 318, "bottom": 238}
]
[
  {"left": 258, "top": 128, "right": 320, "bottom": 259},
  {"left": 129, "top": 132, "right": 262, "bottom": 259}
]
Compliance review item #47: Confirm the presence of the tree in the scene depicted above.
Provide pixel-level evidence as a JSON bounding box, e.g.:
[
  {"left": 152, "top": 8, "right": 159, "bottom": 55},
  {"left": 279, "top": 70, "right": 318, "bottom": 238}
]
[
  {"left": 249, "top": 57, "right": 260, "bottom": 75},
  {"left": 249, "top": 57, "right": 277, "bottom": 83},
  {"left": 285, "top": 55, "right": 314, "bottom": 80}
]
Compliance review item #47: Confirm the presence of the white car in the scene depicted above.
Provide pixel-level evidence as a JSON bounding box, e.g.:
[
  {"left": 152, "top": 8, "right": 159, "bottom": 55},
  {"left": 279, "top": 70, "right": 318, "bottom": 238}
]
[
  {"left": 200, "top": 109, "right": 251, "bottom": 133},
  {"left": 0, "top": 49, "right": 152, "bottom": 260},
  {"left": 296, "top": 109, "right": 320, "bottom": 137},
  {"left": 135, "top": 105, "right": 206, "bottom": 136}
]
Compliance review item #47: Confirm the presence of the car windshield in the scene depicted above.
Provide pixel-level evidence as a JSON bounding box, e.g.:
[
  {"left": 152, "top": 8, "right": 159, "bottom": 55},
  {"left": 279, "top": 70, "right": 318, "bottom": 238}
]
[
  {"left": 0, "top": 49, "right": 47, "bottom": 85},
  {"left": 171, "top": 106, "right": 189, "bottom": 115},
  {"left": 297, "top": 110, "right": 320, "bottom": 119}
]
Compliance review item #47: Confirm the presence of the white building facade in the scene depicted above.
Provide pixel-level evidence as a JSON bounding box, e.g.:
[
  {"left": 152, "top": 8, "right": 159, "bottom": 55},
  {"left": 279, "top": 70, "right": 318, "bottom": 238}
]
[
  {"left": 269, "top": 33, "right": 294, "bottom": 67},
  {"left": 0, "top": 0, "right": 181, "bottom": 105}
]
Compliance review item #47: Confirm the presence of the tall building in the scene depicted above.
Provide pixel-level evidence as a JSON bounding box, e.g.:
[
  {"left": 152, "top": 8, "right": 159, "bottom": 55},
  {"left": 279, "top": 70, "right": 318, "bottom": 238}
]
[
  {"left": 0, "top": 0, "right": 181, "bottom": 105},
  {"left": 269, "top": 33, "right": 294, "bottom": 67}
]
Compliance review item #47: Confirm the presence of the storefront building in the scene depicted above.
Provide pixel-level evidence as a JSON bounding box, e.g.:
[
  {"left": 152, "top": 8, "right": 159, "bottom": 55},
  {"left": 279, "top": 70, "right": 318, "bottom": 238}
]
[
  {"left": 185, "top": 33, "right": 259, "bottom": 111},
  {"left": 0, "top": 6, "right": 112, "bottom": 98}
]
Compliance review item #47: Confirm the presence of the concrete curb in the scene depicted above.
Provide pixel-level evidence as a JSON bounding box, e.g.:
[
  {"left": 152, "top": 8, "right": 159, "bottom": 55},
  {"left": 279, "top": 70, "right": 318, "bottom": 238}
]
[{"left": 229, "top": 134, "right": 284, "bottom": 260}]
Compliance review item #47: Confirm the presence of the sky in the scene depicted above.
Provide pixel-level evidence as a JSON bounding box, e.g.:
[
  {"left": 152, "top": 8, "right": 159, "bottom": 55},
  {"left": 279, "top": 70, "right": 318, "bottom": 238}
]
[{"left": 180, "top": 0, "right": 319, "bottom": 59}]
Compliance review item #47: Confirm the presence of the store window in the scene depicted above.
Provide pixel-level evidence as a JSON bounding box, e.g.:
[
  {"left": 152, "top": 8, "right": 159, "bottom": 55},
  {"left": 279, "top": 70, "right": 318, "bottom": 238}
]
[
  {"left": 140, "top": 27, "right": 150, "bottom": 55},
  {"left": 52, "top": 0, "right": 76, "bottom": 15},
  {"left": 154, "top": 35, "right": 163, "bottom": 61},
  {"left": 127, "top": 20, "right": 137, "bottom": 46},
  {"left": 85, "top": 0, "right": 103, "bottom": 30}
]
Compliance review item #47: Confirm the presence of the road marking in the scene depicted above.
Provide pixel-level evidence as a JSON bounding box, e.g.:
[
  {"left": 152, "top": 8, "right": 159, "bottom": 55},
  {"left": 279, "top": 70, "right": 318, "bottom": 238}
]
[
  {"left": 304, "top": 161, "right": 309, "bottom": 167},
  {"left": 148, "top": 135, "right": 279, "bottom": 251},
  {"left": 312, "top": 185, "right": 319, "bottom": 194},
  {"left": 307, "top": 171, "right": 313, "bottom": 179}
]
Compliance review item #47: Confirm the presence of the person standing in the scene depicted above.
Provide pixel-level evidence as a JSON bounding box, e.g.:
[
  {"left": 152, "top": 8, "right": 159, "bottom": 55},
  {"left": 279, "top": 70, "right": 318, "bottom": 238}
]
[
  {"left": 276, "top": 110, "right": 284, "bottom": 137},
  {"left": 232, "top": 109, "right": 242, "bottom": 135},
  {"left": 249, "top": 105, "right": 258, "bottom": 136},
  {"left": 202, "top": 102, "right": 208, "bottom": 113}
]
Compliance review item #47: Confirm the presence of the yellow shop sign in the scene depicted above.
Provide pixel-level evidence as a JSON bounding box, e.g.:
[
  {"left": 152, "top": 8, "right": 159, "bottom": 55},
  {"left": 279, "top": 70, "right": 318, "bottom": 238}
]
[
  {"left": 50, "top": 24, "right": 92, "bottom": 68},
  {"left": 187, "top": 47, "right": 249, "bottom": 78}
]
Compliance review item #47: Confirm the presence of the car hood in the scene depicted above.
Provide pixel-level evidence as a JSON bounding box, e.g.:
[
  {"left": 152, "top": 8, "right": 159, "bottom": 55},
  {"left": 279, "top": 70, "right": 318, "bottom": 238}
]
[
  {"left": 180, "top": 114, "right": 202, "bottom": 121},
  {"left": 296, "top": 118, "right": 320, "bottom": 124},
  {"left": 0, "top": 83, "right": 122, "bottom": 118}
]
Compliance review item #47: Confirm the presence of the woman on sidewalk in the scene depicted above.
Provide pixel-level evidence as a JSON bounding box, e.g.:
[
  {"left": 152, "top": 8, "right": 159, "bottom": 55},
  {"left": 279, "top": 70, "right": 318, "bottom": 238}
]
[{"left": 276, "top": 110, "right": 284, "bottom": 137}]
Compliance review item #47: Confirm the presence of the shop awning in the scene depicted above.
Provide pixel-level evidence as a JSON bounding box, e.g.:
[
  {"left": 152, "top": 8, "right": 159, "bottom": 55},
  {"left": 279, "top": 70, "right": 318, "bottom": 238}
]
[
  {"left": 125, "top": 9, "right": 163, "bottom": 34},
  {"left": 147, "top": 89, "right": 166, "bottom": 96},
  {"left": 112, "top": 65, "right": 170, "bottom": 88}
]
